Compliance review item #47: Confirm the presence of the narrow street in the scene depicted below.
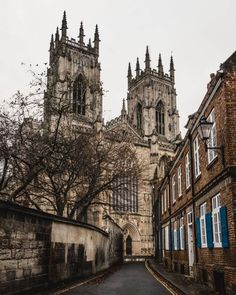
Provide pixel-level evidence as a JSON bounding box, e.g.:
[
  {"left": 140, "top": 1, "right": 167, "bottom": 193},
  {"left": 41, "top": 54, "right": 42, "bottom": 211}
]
[{"left": 61, "top": 263, "right": 171, "bottom": 295}]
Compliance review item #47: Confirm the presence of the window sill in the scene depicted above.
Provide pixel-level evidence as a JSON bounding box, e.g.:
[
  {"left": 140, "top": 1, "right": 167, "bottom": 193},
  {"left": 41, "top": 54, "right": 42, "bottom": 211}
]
[
  {"left": 185, "top": 186, "right": 191, "bottom": 193},
  {"left": 194, "top": 174, "right": 201, "bottom": 184},
  {"left": 213, "top": 244, "right": 222, "bottom": 248},
  {"left": 207, "top": 156, "right": 218, "bottom": 170}
]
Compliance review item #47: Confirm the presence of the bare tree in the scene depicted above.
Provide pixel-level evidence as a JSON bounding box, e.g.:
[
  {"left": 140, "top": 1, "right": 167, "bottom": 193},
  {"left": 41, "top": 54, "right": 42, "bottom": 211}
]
[{"left": 0, "top": 65, "right": 141, "bottom": 220}]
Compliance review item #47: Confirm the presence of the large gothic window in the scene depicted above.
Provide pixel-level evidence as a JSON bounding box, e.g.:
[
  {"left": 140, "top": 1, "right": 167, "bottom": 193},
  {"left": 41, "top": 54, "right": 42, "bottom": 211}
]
[
  {"left": 156, "top": 101, "right": 165, "bottom": 135},
  {"left": 136, "top": 103, "right": 142, "bottom": 130},
  {"left": 112, "top": 174, "right": 138, "bottom": 213},
  {"left": 72, "top": 75, "right": 86, "bottom": 115}
]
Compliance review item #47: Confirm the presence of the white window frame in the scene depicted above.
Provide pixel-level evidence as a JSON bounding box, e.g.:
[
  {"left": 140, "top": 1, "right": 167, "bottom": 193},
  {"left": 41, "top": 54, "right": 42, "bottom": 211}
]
[
  {"left": 180, "top": 217, "right": 185, "bottom": 250},
  {"left": 164, "top": 189, "right": 167, "bottom": 212},
  {"left": 174, "top": 221, "right": 178, "bottom": 250},
  {"left": 207, "top": 109, "right": 217, "bottom": 164},
  {"left": 200, "top": 202, "right": 207, "bottom": 248},
  {"left": 185, "top": 152, "right": 190, "bottom": 189},
  {"left": 187, "top": 211, "right": 193, "bottom": 225},
  {"left": 212, "top": 194, "right": 222, "bottom": 248},
  {"left": 166, "top": 187, "right": 169, "bottom": 209},
  {"left": 178, "top": 165, "right": 182, "bottom": 197},
  {"left": 172, "top": 174, "right": 176, "bottom": 204},
  {"left": 193, "top": 136, "right": 201, "bottom": 178},
  {"left": 161, "top": 193, "right": 164, "bottom": 215},
  {"left": 165, "top": 225, "right": 169, "bottom": 250}
]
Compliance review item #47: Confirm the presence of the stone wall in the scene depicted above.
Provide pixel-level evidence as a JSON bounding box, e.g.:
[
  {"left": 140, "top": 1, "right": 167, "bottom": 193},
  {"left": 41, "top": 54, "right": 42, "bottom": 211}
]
[{"left": 0, "top": 201, "right": 123, "bottom": 294}]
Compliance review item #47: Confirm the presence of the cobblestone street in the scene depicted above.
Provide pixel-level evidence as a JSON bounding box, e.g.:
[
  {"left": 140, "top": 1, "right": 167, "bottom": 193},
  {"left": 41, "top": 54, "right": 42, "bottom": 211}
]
[{"left": 61, "top": 263, "right": 170, "bottom": 295}]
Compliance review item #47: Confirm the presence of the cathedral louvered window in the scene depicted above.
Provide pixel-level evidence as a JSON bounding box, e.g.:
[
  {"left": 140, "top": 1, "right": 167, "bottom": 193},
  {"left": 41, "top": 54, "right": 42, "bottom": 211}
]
[
  {"left": 156, "top": 101, "right": 165, "bottom": 135},
  {"left": 137, "top": 103, "right": 142, "bottom": 130},
  {"left": 112, "top": 174, "right": 138, "bottom": 213},
  {"left": 72, "top": 75, "right": 86, "bottom": 115}
]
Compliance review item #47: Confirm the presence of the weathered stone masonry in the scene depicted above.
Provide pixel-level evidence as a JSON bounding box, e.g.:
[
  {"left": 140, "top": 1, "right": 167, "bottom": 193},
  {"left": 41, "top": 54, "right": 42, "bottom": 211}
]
[{"left": 0, "top": 201, "right": 122, "bottom": 294}]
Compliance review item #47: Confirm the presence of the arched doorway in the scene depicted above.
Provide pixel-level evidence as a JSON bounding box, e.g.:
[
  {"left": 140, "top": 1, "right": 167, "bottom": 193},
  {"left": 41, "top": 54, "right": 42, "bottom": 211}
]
[{"left": 126, "top": 235, "right": 132, "bottom": 255}]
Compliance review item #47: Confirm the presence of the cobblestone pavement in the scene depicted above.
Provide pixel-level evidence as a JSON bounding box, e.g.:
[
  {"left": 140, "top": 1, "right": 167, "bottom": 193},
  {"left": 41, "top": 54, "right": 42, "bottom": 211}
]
[{"left": 61, "top": 263, "right": 171, "bottom": 295}]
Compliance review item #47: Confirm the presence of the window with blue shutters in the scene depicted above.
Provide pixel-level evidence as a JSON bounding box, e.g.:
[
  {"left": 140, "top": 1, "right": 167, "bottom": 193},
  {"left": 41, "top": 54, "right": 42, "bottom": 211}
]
[
  {"left": 196, "top": 217, "right": 201, "bottom": 248},
  {"left": 205, "top": 212, "right": 213, "bottom": 249},
  {"left": 180, "top": 217, "right": 185, "bottom": 250},
  {"left": 212, "top": 194, "right": 222, "bottom": 247},
  {"left": 200, "top": 203, "right": 207, "bottom": 248},
  {"left": 174, "top": 221, "right": 178, "bottom": 250},
  {"left": 220, "top": 206, "right": 229, "bottom": 248},
  {"left": 177, "top": 227, "right": 180, "bottom": 250}
]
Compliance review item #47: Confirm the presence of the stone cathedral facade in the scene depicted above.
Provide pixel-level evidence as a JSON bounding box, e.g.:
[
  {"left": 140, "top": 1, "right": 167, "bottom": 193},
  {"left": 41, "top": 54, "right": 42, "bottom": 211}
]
[{"left": 45, "top": 12, "right": 181, "bottom": 259}]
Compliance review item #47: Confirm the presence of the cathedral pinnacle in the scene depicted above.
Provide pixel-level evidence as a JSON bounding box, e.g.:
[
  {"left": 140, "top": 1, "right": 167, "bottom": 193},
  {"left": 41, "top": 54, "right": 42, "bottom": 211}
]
[
  {"left": 158, "top": 54, "right": 164, "bottom": 77},
  {"left": 145, "top": 46, "right": 151, "bottom": 71},
  {"left": 61, "top": 11, "right": 68, "bottom": 39},
  {"left": 127, "top": 63, "right": 132, "bottom": 87},
  {"left": 79, "top": 22, "right": 85, "bottom": 45},
  {"left": 94, "top": 24, "right": 100, "bottom": 54},
  {"left": 88, "top": 38, "right": 92, "bottom": 48},
  {"left": 55, "top": 27, "right": 59, "bottom": 46},
  {"left": 170, "top": 55, "right": 175, "bottom": 83},
  {"left": 127, "top": 62, "right": 132, "bottom": 78},
  {"left": 50, "top": 34, "right": 54, "bottom": 51},
  {"left": 49, "top": 34, "right": 54, "bottom": 64},
  {"left": 135, "top": 57, "right": 140, "bottom": 77}
]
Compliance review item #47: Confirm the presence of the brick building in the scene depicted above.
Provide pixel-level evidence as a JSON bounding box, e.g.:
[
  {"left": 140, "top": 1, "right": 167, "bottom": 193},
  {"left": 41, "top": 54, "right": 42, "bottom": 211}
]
[{"left": 154, "top": 51, "right": 236, "bottom": 294}]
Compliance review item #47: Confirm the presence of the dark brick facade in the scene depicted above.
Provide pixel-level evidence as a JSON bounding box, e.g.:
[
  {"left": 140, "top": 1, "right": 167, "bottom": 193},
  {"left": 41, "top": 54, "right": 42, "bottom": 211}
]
[{"left": 154, "top": 51, "right": 236, "bottom": 294}]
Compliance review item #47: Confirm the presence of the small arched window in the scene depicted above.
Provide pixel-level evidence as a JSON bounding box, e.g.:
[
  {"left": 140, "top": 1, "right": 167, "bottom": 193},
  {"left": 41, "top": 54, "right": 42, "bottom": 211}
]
[
  {"left": 137, "top": 103, "right": 142, "bottom": 130},
  {"left": 156, "top": 101, "right": 165, "bottom": 135},
  {"left": 72, "top": 75, "right": 86, "bottom": 115}
]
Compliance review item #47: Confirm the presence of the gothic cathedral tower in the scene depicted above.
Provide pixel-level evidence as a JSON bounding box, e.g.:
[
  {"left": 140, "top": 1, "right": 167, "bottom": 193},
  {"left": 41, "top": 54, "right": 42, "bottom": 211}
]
[
  {"left": 44, "top": 11, "right": 103, "bottom": 131},
  {"left": 127, "top": 46, "right": 179, "bottom": 142}
]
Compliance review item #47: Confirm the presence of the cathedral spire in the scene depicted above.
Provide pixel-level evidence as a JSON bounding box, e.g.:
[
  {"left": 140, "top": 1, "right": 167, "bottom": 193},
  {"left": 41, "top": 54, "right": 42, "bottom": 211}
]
[
  {"left": 94, "top": 24, "right": 100, "bottom": 54},
  {"left": 61, "top": 11, "right": 68, "bottom": 40},
  {"left": 78, "top": 22, "right": 85, "bottom": 45},
  {"left": 135, "top": 57, "right": 140, "bottom": 77},
  {"left": 49, "top": 34, "right": 54, "bottom": 64},
  {"left": 50, "top": 34, "right": 54, "bottom": 51},
  {"left": 55, "top": 27, "right": 59, "bottom": 47},
  {"left": 170, "top": 55, "right": 175, "bottom": 83},
  {"left": 145, "top": 46, "right": 151, "bottom": 71},
  {"left": 121, "top": 98, "right": 127, "bottom": 119},
  {"left": 88, "top": 38, "right": 92, "bottom": 49},
  {"left": 158, "top": 54, "right": 164, "bottom": 77},
  {"left": 127, "top": 62, "right": 132, "bottom": 87}
]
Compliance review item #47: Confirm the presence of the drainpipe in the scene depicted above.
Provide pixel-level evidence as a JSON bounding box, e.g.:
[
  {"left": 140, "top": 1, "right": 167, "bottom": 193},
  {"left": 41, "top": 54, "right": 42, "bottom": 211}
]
[
  {"left": 188, "top": 133, "right": 198, "bottom": 266},
  {"left": 168, "top": 174, "right": 173, "bottom": 266},
  {"left": 157, "top": 185, "right": 162, "bottom": 262}
]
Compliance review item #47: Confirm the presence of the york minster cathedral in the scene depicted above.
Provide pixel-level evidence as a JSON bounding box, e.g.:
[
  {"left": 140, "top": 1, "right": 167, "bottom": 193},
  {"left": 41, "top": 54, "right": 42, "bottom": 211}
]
[{"left": 44, "top": 12, "right": 181, "bottom": 259}]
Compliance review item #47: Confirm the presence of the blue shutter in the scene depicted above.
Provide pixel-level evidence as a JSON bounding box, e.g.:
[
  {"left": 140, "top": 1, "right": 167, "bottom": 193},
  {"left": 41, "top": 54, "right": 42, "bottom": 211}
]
[
  {"left": 169, "top": 227, "right": 172, "bottom": 250},
  {"left": 195, "top": 218, "right": 201, "bottom": 248},
  {"left": 205, "top": 212, "right": 213, "bottom": 249},
  {"left": 182, "top": 226, "right": 185, "bottom": 250},
  {"left": 177, "top": 228, "right": 180, "bottom": 250},
  {"left": 172, "top": 230, "right": 175, "bottom": 251},
  {"left": 220, "top": 206, "right": 229, "bottom": 248}
]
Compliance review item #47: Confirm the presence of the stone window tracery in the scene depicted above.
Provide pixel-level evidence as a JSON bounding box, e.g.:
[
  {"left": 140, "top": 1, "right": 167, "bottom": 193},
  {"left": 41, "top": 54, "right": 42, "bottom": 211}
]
[
  {"left": 72, "top": 74, "right": 86, "bottom": 115},
  {"left": 112, "top": 174, "right": 138, "bottom": 213},
  {"left": 156, "top": 101, "right": 165, "bottom": 135}
]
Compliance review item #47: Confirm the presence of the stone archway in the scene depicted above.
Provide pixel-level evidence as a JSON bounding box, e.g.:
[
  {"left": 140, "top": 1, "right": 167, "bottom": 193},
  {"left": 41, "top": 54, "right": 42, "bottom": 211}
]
[{"left": 123, "top": 222, "right": 141, "bottom": 257}]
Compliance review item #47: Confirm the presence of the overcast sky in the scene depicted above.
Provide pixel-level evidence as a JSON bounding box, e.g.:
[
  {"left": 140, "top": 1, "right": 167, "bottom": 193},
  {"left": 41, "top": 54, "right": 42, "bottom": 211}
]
[{"left": 0, "top": 0, "right": 235, "bottom": 134}]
